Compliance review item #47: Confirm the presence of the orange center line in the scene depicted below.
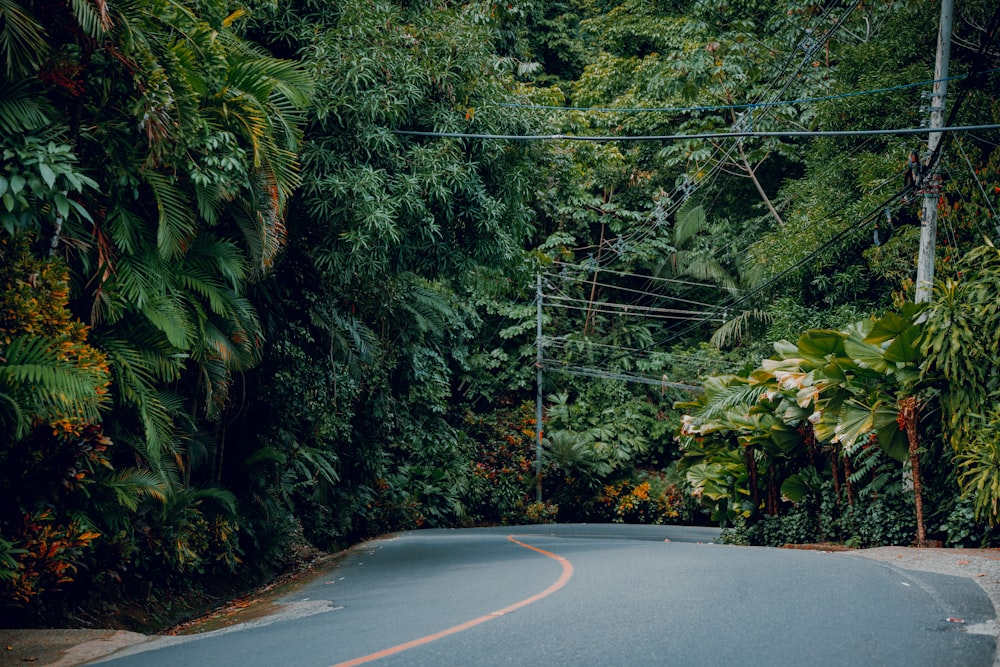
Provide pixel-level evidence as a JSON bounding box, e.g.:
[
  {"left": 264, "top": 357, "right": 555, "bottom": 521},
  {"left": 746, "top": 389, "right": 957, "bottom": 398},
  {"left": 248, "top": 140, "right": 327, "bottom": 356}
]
[{"left": 330, "top": 534, "right": 574, "bottom": 667}]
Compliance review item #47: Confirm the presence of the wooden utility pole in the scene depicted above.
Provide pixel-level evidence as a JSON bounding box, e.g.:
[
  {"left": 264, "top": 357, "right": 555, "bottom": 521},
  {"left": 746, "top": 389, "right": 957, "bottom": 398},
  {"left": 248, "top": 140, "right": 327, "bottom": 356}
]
[
  {"left": 915, "top": 0, "right": 953, "bottom": 303},
  {"left": 535, "top": 273, "right": 544, "bottom": 502}
]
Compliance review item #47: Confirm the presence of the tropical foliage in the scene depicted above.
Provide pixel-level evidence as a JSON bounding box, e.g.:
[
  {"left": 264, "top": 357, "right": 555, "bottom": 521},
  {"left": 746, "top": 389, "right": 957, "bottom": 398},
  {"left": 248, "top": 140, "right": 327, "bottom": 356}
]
[{"left": 3, "top": 0, "right": 1000, "bottom": 625}]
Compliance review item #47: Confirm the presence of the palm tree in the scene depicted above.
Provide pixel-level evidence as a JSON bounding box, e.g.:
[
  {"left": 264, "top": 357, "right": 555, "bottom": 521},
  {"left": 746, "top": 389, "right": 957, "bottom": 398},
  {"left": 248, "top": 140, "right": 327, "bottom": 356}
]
[{"left": 0, "top": 0, "right": 47, "bottom": 80}]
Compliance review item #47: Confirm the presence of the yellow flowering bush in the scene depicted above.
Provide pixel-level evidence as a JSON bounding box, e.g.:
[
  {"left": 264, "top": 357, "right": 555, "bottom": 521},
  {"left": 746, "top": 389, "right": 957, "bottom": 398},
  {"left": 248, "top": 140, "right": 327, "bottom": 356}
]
[{"left": 599, "top": 472, "right": 683, "bottom": 524}]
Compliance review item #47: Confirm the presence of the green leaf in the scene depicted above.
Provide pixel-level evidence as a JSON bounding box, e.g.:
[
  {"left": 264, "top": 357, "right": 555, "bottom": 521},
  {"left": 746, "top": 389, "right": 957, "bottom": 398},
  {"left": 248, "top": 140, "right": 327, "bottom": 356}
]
[
  {"left": 883, "top": 325, "right": 921, "bottom": 365},
  {"left": 796, "top": 329, "right": 845, "bottom": 358},
  {"left": 865, "top": 311, "right": 910, "bottom": 344},
  {"left": 38, "top": 162, "right": 56, "bottom": 188},
  {"left": 872, "top": 405, "right": 908, "bottom": 462},
  {"left": 54, "top": 192, "right": 69, "bottom": 218},
  {"left": 835, "top": 398, "right": 876, "bottom": 452},
  {"left": 844, "top": 337, "right": 891, "bottom": 373},
  {"left": 780, "top": 467, "right": 821, "bottom": 503}
]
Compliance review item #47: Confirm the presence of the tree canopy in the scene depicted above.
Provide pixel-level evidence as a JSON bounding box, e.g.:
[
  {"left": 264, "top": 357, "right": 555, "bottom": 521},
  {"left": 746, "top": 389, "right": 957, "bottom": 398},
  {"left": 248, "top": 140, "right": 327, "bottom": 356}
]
[{"left": 2, "top": 0, "right": 1000, "bottom": 622}]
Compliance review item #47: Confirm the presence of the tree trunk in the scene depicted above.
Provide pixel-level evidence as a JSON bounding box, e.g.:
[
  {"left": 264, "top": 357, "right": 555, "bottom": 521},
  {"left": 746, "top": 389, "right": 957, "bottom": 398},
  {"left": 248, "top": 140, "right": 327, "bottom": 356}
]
[
  {"left": 843, "top": 455, "right": 854, "bottom": 506},
  {"left": 767, "top": 466, "right": 778, "bottom": 516},
  {"left": 583, "top": 222, "right": 606, "bottom": 336},
  {"left": 830, "top": 452, "right": 841, "bottom": 505},
  {"left": 745, "top": 445, "right": 760, "bottom": 513},
  {"left": 736, "top": 141, "right": 785, "bottom": 228},
  {"left": 900, "top": 396, "right": 927, "bottom": 546}
]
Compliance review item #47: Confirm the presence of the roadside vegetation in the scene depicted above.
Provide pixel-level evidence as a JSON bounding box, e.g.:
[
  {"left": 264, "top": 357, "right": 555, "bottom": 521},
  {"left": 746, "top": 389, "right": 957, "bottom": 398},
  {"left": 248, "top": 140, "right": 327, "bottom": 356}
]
[{"left": 2, "top": 0, "right": 999, "bottom": 627}]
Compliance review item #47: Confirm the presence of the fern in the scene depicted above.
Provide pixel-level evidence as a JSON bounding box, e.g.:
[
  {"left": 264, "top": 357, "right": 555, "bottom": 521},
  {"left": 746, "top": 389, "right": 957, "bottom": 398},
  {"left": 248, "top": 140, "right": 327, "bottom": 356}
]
[
  {"left": 847, "top": 445, "right": 897, "bottom": 498},
  {"left": 711, "top": 309, "right": 775, "bottom": 350},
  {"left": 0, "top": 80, "right": 50, "bottom": 134},
  {"left": 696, "top": 381, "right": 774, "bottom": 421},
  {"left": 0, "top": 334, "right": 109, "bottom": 438},
  {"left": 0, "top": 0, "right": 48, "bottom": 78},
  {"left": 145, "top": 170, "right": 197, "bottom": 261},
  {"left": 105, "top": 467, "right": 169, "bottom": 511}
]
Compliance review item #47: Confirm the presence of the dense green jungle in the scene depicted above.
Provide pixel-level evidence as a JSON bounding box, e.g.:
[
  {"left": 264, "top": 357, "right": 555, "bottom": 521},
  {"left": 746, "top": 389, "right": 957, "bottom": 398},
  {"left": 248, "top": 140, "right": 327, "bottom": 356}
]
[{"left": 2, "top": 0, "right": 1000, "bottom": 629}]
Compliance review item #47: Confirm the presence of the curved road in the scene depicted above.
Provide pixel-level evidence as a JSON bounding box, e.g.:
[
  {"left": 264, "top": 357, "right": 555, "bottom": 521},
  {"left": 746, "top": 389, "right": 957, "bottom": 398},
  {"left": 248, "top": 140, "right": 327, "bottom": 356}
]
[{"left": 94, "top": 524, "right": 996, "bottom": 666}]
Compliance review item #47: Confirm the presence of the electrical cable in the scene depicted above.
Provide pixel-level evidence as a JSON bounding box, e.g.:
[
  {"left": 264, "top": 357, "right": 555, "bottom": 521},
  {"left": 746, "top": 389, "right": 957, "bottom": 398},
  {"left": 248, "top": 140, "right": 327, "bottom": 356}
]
[
  {"left": 587, "top": 184, "right": 914, "bottom": 371},
  {"left": 544, "top": 294, "right": 721, "bottom": 317},
  {"left": 395, "top": 123, "right": 1000, "bottom": 142},
  {"left": 543, "top": 301, "right": 723, "bottom": 322},
  {"left": 540, "top": 362, "right": 702, "bottom": 391},
  {"left": 542, "top": 271, "right": 726, "bottom": 308},
  {"left": 955, "top": 136, "right": 1000, "bottom": 222}
]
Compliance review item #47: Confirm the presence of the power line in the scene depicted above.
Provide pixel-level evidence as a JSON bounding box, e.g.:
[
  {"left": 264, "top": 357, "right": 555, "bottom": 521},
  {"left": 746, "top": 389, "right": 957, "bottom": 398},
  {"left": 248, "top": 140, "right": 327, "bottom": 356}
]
[
  {"left": 542, "top": 271, "right": 725, "bottom": 308},
  {"left": 541, "top": 362, "right": 703, "bottom": 392},
  {"left": 955, "top": 136, "right": 1000, "bottom": 222},
  {"left": 543, "top": 301, "right": 723, "bottom": 322},
  {"left": 542, "top": 337, "right": 734, "bottom": 371},
  {"left": 590, "top": 185, "right": 914, "bottom": 370},
  {"left": 545, "top": 294, "right": 721, "bottom": 317},
  {"left": 395, "top": 123, "right": 1000, "bottom": 142}
]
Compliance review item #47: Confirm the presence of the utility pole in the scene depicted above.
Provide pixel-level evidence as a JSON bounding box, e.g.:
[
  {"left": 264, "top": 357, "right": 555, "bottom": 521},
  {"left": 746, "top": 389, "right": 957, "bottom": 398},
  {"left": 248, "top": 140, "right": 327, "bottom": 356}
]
[
  {"left": 915, "top": 0, "right": 953, "bottom": 304},
  {"left": 535, "top": 273, "right": 544, "bottom": 503}
]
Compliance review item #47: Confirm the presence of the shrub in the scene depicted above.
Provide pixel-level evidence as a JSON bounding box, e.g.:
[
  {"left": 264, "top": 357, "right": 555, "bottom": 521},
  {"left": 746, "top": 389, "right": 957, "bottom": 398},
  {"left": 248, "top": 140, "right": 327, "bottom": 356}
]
[
  {"left": 3, "top": 510, "right": 100, "bottom": 606},
  {"left": 596, "top": 471, "right": 684, "bottom": 524}
]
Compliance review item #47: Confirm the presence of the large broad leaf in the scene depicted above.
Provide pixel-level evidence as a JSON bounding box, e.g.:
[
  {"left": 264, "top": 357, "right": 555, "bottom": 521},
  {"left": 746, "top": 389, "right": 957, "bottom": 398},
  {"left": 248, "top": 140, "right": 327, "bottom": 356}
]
[
  {"left": 844, "top": 336, "right": 892, "bottom": 373},
  {"left": 686, "top": 462, "right": 738, "bottom": 501},
  {"left": 843, "top": 320, "right": 874, "bottom": 341},
  {"left": 819, "top": 361, "right": 848, "bottom": 383},
  {"left": 779, "top": 401, "right": 813, "bottom": 423},
  {"left": 813, "top": 409, "right": 840, "bottom": 444},
  {"left": 780, "top": 467, "right": 822, "bottom": 503},
  {"left": 867, "top": 304, "right": 925, "bottom": 344},
  {"left": 883, "top": 324, "right": 922, "bottom": 365},
  {"left": 835, "top": 398, "right": 876, "bottom": 452},
  {"left": 767, "top": 424, "right": 804, "bottom": 457},
  {"left": 797, "top": 329, "right": 846, "bottom": 358},
  {"left": 873, "top": 404, "right": 908, "bottom": 462},
  {"left": 772, "top": 340, "right": 800, "bottom": 359},
  {"left": 865, "top": 311, "right": 911, "bottom": 344}
]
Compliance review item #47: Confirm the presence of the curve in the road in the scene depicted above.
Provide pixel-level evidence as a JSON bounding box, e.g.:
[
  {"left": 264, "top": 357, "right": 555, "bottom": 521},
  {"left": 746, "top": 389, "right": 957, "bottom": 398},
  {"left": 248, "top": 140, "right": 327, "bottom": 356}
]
[{"left": 330, "top": 534, "right": 574, "bottom": 667}]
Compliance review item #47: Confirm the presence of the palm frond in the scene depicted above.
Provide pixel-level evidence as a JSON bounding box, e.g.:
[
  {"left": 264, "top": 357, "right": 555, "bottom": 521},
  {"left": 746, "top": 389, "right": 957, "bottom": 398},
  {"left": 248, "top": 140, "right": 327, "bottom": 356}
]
[
  {"left": 144, "top": 170, "right": 196, "bottom": 260},
  {"left": 68, "top": 0, "right": 111, "bottom": 39},
  {"left": 313, "top": 307, "right": 379, "bottom": 370},
  {"left": 711, "top": 309, "right": 774, "bottom": 349},
  {"left": 695, "top": 381, "right": 775, "bottom": 421},
  {"left": 105, "top": 467, "right": 169, "bottom": 511},
  {"left": 0, "top": 79, "right": 50, "bottom": 133},
  {"left": 396, "top": 273, "right": 456, "bottom": 338},
  {"left": 0, "top": 334, "right": 109, "bottom": 435},
  {"left": 0, "top": 0, "right": 48, "bottom": 78},
  {"left": 0, "top": 390, "right": 26, "bottom": 440},
  {"left": 674, "top": 201, "right": 706, "bottom": 248}
]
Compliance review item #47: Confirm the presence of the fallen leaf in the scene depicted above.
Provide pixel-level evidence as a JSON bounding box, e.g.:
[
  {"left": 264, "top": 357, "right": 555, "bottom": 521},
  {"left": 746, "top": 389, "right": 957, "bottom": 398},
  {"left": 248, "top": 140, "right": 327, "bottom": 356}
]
[{"left": 957, "top": 559, "right": 970, "bottom": 565}]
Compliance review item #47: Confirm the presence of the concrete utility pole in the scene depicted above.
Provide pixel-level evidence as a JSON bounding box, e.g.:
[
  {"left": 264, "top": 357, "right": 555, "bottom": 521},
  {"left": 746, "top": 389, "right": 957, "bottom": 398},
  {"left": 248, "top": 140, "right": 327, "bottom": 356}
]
[
  {"left": 535, "top": 273, "right": 543, "bottom": 503},
  {"left": 915, "top": 0, "right": 953, "bottom": 304}
]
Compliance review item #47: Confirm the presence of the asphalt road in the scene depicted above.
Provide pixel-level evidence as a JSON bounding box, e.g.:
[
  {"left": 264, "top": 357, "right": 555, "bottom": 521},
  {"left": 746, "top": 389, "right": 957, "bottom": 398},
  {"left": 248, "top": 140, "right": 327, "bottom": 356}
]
[{"left": 93, "top": 524, "right": 996, "bottom": 667}]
